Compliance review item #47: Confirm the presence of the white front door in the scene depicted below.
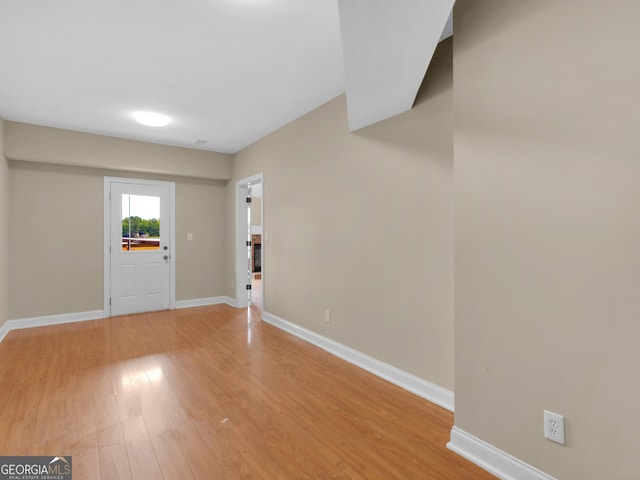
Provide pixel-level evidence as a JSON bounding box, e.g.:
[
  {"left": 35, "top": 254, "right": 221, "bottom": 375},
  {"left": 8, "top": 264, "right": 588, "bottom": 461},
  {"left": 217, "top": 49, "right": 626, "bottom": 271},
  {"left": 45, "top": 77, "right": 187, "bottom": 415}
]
[{"left": 105, "top": 178, "right": 174, "bottom": 316}]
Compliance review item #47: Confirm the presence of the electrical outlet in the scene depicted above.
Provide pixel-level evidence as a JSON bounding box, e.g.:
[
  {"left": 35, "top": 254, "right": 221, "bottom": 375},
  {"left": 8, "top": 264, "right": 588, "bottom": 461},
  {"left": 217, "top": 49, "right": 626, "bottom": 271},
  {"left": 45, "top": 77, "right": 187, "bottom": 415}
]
[
  {"left": 324, "top": 309, "right": 331, "bottom": 323},
  {"left": 544, "top": 410, "right": 566, "bottom": 445}
]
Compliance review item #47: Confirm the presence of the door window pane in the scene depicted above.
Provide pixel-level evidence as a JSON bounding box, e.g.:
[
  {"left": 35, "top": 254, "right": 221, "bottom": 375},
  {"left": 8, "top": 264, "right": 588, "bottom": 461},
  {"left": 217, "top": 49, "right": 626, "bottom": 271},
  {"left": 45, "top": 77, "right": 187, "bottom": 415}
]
[{"left": 122, "top": 194, "right": 161, "bottom": 251}]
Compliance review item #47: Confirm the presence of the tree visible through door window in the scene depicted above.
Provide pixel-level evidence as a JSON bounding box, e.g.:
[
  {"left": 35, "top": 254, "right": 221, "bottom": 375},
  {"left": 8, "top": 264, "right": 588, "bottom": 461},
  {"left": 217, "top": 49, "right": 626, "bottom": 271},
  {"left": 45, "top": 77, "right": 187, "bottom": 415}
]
[{"left": 122, "top": 194, "right": 161, "bottom": 251}]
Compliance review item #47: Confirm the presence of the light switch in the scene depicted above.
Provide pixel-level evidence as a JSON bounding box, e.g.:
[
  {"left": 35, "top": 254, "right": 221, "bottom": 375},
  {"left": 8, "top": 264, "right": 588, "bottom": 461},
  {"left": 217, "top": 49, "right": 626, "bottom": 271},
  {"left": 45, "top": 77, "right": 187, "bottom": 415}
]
[{"left": 187, "top": 233, "right": 193, "bottom": 241}]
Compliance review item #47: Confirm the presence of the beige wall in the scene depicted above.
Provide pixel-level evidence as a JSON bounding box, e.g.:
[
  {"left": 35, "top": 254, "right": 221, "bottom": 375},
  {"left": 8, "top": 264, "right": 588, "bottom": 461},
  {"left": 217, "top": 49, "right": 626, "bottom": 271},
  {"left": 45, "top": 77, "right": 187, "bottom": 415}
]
[
  {"left": 454, "top": 1, "right": 640, "bottom": 478},
  {"left": 9, "top": 163, "right": 103, "bottom": 318},
  {"left": 175, "top": 177, "right": 227, "bottom": 301},
  {"left": 5, "top": 121, "right": 233, "bottom": 181},
  {"left": 251, "top": 197, "right": 262, "bottom": 226},
  {"left": 8, "top": 161, "right": 227, "bottom": 319},
  {"left": 0, "top": 117, "right": 9, "bottom": 329},
  {"left": 228, "top": 39, "right": 453, "bottom": 388}
]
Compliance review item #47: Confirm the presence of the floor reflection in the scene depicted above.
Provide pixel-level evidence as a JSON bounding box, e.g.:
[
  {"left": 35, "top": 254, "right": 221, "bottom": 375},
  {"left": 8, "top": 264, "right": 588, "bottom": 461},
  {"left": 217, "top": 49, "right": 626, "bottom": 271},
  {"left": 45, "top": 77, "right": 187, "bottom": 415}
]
[{"left": 122, "top": 364, "right": 163, "bottom": 388}]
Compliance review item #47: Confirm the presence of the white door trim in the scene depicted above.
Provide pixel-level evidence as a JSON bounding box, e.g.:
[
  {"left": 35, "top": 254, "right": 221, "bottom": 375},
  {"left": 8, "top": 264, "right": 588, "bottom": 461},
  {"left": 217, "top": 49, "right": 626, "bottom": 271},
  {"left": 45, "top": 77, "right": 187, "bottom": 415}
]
[
  {"left": 235, "top": 173, "right": 264, "bottom": 309},
  {"left": 103, "top": 176, "right": 176, "bottom": 317}
]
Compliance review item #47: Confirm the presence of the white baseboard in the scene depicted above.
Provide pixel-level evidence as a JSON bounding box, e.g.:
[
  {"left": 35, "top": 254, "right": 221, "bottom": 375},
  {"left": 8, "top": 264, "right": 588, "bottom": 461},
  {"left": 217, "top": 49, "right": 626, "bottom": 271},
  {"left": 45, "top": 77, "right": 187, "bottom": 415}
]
[
  {"left": 175, "top": 296, "right": 236, "bottom": 309},
  {"left": 262, "top": 310, "right": 454, "bottom": 412},
  {"left": 0, "top": 322, "right": 9, "bottom": 343},
  {"left": 1, "top": 310, "right": 105, "bottom": 343},
  {"left": 447, "top": 427, "right": 557, "bottom": 480},
  {"left": 0, "top": 299, "right": 239, "bottom": 344}
]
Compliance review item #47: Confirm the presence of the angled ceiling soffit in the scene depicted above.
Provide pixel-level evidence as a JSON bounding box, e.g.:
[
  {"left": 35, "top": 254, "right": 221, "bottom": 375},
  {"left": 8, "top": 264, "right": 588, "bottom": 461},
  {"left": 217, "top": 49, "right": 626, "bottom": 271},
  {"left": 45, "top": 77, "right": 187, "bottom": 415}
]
[{"left": 337, "top": 0, "right": 454, "bottom": 131}]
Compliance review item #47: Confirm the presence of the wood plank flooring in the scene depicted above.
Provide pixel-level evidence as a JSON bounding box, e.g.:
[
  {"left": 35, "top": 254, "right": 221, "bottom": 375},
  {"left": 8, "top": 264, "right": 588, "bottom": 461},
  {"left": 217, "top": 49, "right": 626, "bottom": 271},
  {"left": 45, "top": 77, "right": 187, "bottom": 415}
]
[{"left": 0, "top": 305, "right": 495, "bottom": 479}]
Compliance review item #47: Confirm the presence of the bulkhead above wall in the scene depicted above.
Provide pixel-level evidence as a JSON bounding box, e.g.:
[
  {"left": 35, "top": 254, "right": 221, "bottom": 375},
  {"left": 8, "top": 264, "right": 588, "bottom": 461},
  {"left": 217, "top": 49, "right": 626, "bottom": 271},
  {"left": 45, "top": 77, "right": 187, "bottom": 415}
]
[{"left": 3, "top": 121, "right": 233, "bottom": 181}]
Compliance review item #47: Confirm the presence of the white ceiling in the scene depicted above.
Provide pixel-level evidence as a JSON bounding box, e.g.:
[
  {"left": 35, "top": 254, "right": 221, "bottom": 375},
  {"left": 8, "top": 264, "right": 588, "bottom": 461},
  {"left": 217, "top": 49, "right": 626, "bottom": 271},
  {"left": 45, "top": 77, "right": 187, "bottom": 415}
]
[{"left": 0, "top": 0, "right": 452, "bottom": 155}]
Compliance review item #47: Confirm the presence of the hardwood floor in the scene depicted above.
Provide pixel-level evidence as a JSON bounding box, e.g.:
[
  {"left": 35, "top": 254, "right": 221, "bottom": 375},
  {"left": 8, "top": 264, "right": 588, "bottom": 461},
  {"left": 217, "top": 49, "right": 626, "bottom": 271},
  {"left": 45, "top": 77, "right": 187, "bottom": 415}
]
[{"left": 0, "top": 305, "right": 495, "bottom": 479}]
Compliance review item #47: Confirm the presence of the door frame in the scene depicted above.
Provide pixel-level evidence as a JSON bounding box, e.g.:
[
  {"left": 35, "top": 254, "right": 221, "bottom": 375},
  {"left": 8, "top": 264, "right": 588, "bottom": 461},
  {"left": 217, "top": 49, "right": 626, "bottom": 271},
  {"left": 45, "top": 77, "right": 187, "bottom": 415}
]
[
  {"left": 235, "top": 173, "right": 264, "bottom": 309},
  {"left": 103, "top": 176, "right": 176, "bottom": 317}
]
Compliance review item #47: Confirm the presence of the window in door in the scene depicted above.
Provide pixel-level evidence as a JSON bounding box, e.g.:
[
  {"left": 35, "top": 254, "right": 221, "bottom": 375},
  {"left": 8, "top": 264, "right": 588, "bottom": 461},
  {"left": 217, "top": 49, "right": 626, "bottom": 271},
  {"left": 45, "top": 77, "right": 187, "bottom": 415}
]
[{"left": 121, "top": 194, "right": 161, "bottom": 252}]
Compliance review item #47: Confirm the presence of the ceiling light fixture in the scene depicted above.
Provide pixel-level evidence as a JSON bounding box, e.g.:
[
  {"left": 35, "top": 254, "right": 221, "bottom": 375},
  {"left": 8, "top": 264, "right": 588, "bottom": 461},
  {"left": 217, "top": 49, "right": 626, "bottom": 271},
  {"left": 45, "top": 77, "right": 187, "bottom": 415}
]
[{"left": 133, "top": 111, "right": 170, "bottom": 127}]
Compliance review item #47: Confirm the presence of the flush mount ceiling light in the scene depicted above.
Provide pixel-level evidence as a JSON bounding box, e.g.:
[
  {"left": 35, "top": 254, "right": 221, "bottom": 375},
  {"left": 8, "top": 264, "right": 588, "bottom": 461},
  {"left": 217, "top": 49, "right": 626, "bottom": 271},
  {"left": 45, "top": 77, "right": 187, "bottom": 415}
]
[{"left": 133, "top": 111, "right": 170, "bottom": 127}]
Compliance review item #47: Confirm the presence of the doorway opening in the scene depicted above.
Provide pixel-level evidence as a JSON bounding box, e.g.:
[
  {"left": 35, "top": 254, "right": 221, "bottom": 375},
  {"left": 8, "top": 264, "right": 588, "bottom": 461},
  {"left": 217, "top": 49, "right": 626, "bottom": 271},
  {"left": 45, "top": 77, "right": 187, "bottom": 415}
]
[{"left": 235, "top": 174, "right": 264, "bottom": 311}]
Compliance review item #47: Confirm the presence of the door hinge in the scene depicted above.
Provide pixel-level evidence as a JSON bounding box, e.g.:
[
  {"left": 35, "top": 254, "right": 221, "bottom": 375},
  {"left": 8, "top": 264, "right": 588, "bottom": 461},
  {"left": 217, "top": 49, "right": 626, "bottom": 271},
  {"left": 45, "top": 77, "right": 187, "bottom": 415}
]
[
  {"left": 246, "top": 197, "right": 252, "bottom": 204},
  {"left": 109, "top": 245, "right": 111, "bottom": 253},
  {"left": 246, "top": 240, "right": 251, "bottom": 247},
  {"left": 246, "top": 284, "right": 252, "bottom": 290},
  {"left": 109, "top": 297, "right": 112, "bottom": 306}
]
